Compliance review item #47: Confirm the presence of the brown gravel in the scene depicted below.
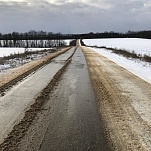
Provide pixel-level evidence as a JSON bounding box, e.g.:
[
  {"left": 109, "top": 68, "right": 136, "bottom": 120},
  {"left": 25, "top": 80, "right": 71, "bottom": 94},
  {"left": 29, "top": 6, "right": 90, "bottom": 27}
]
[{"left": 82, "top": 46, "right": 151, "bottom": 151}]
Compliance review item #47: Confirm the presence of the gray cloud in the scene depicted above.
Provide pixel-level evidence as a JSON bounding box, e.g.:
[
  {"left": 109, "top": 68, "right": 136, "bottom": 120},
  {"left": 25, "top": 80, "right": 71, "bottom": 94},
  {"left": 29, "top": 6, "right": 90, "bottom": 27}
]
[{"left": 0, "top": 0, "right": 150, "bottom": 33}]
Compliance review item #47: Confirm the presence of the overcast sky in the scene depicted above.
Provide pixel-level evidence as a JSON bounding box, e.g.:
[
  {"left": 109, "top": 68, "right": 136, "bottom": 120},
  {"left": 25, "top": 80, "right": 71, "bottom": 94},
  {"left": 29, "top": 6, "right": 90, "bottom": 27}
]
[{"left": 0, "top": 0, "right": 150, "bottom": 34}]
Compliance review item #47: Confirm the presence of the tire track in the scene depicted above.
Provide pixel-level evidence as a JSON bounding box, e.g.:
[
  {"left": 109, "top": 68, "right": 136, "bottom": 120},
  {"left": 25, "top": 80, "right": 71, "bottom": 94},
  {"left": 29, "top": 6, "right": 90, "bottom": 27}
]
[
  {"left": 0, "top": 47, "right": 77, "bottom": 151},
  {"left": 0, "top": 47, "right": 72, "bottom": 97}
]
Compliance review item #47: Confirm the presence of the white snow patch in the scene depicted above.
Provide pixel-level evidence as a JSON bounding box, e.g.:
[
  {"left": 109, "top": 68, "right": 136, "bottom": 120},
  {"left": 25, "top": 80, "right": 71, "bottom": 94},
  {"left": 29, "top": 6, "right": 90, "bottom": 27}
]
[
  {"left": 92, "top": 48, "right": 151, "bottom": 84},
  {"left": 65, "top": 40, "right": 73, "bottom": 45},
  {"left": 0, "top": 48, "right": 50, "bottom": 57},
  {"left": 84, "top": 38, "right": 151, "bottom": 56}
]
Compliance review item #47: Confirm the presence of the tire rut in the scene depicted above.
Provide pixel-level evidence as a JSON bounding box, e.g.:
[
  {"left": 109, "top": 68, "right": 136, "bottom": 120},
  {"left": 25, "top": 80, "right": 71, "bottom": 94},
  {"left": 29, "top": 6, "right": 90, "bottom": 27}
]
[
  {"left": 0, "top": 47, "right": 72, "bottom": 97},
  {"left": 0, "top": 47, "right": 77, "bottom": 151}
]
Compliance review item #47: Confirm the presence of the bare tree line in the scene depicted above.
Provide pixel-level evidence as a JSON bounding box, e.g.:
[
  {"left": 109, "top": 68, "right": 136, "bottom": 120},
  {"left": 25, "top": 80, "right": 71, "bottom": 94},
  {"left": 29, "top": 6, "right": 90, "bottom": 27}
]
[
  {"left": 0, "top": 30, "right": 66, "bottom": 48},
  {"left": 0, "top": 30, "right": 150, "bottom": 48}
]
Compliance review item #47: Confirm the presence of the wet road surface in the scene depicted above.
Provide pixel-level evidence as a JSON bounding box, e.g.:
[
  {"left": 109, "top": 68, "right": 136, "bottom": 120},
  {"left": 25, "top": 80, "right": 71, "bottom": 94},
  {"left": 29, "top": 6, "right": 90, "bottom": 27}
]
[
  {"left": 0, "top": 47, "right": 75, "bottom": 143},
  {"left": 40, "top": 47, "right": 110, "bottom": 151}
]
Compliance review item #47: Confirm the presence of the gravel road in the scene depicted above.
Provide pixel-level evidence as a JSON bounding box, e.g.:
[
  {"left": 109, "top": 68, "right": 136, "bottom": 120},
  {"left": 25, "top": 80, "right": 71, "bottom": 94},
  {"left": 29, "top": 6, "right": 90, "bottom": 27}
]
[
  {"left": 17, "top": 47, "right": 111, "bottom": 151},
  {"left": 0, "top": 44, "right": 151, "bottom": 151},
  {"left": 39, "top": 47, "right": 110, "bottom": 151}
]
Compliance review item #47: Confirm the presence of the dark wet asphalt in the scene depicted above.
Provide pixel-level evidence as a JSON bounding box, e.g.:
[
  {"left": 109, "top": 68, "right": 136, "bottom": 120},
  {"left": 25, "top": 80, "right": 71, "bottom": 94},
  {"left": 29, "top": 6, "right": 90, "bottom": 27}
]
[{"left": 40, "top": 47, "right": 110, "bottom": 151}]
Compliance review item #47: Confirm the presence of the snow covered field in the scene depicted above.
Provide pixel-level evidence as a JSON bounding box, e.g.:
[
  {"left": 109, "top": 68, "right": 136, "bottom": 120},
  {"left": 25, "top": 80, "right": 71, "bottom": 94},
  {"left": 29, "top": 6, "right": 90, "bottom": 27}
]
[
  {"left": 83, "top": 38, "right": 151, "bottom": 84},
  {"left": 0, "top": 48, "right": 54, "bottom": 72},
  {"left": 65, "top": 40, "right": 72, "bottom": 46},
  {"left": 0, "top": 48, "right": 50, "bottom": 57},
  {"left": 0, "top": 40, "right": 71, "bottom": 57},
  {"left": 84, "top": 38, "right": 151, "bottom": 56}
]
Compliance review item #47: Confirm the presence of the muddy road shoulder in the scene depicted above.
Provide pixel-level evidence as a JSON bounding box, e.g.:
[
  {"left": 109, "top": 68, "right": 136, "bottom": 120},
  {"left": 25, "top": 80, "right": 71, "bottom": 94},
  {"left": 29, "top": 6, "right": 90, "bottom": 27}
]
[{"left": 82, "top": 46, "right": 151, "bottom": 151}]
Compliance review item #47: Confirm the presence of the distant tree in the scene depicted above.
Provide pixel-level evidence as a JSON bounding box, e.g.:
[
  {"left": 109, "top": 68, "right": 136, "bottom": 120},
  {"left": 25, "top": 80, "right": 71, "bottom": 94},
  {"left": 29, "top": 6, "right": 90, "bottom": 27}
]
[
  {"left": 0, "top": 30, "right": 150, "bottom": 48},
  {"left": 69, "top": 40, "right": 77, "bottom": 46},
  {"left": 80, "top": 39, "right": 86, "bottom": 46}
]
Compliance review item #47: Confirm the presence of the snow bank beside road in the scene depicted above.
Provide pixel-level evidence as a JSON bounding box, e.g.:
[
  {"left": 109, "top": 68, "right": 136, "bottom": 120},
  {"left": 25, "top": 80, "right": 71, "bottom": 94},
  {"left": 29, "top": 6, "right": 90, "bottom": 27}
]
[
  {"left": 91, "top": 47, "right": 151, "bottom": 84},
  {"left": 83, "top": 38, "right": 151, "bottom": 84}
]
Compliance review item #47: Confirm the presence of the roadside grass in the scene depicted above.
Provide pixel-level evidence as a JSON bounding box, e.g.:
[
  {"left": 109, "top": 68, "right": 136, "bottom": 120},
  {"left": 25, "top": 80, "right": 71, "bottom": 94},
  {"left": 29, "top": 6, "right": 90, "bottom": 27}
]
[
  {"left": 90, "top": 46, "right": 151, "bottom": 63},
  {"left": 0, "top": 58, "right": 4, "bottom": 64}
]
